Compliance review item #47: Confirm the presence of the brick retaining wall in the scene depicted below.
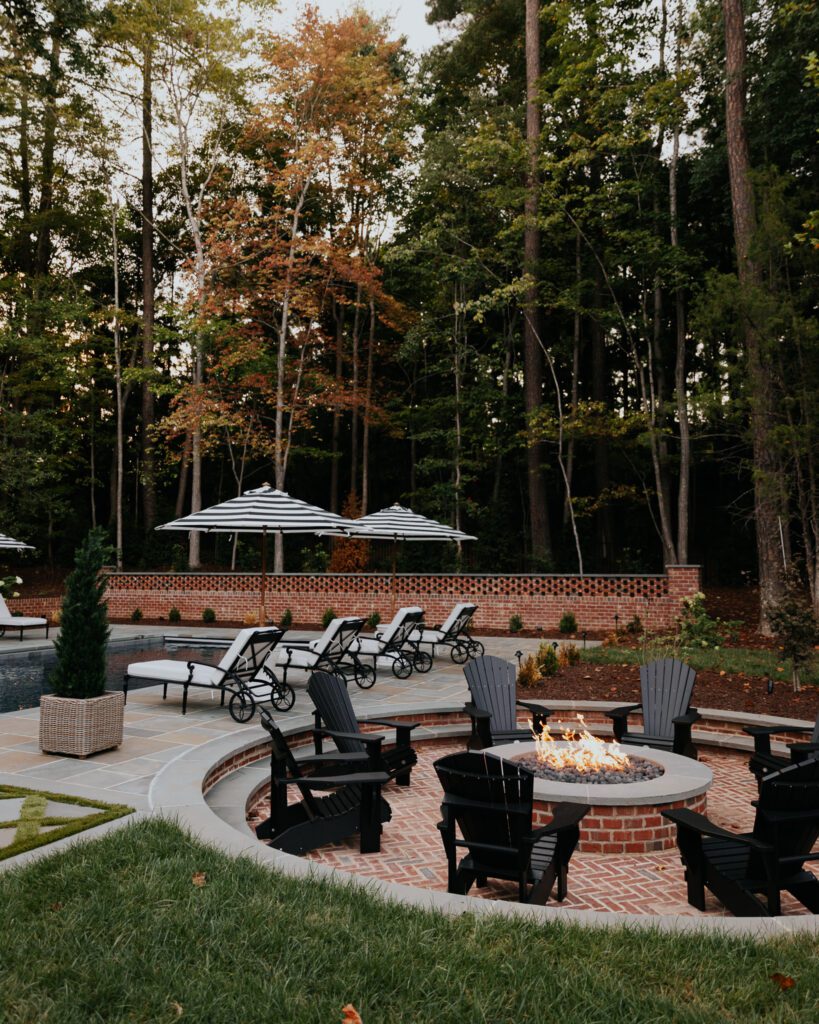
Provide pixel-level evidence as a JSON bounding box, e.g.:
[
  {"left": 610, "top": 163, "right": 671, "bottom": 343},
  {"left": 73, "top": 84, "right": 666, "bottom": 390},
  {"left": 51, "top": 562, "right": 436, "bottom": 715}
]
[{"left": 87, "top": 565, "right": 701, "bottom": 632}]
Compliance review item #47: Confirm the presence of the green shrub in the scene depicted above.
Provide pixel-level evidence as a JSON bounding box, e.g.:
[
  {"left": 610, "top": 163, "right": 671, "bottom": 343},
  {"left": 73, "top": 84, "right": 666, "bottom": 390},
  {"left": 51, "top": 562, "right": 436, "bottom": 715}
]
[
  {"left": 366, "top": 611, "right": 381, "bottom": 630},
  {"left": 535, "top": 642, "right": 559, "bottom": 676},
  {"left": 202, "top": 608, "right": 216, "bottom": 624},
  {"left": 321, "top": 608, "right": 337, "bottom": 629},
  {"left": 516, "top": 654, "right": 541, "bottom": 687},
  {"left": 557, "top": 642, "right": 581, "bottom": 668},
  {"left": 558, "top": 611, "right": 577, "bottom": 634},
  {"left": 625, "top": 615, "right": 643, "bottom": 636},
  {"left": 677, "top": 592, "right": 739, "bottom": 649},
  {"left": 279, "top": 608, "right": 293, "bottom": 630},
  {"left": 50, "top": 528, "right": 113, "bottom": 700},
  {"left": 765, "top": 570, "right": 818, "bottom": 692},
  {"left": 130, "top": 608, "right": 143, "bottom": 623},
  {"left": 168, "top": 607, "right": 181, "bottom": 624},
  {"left": 170, "top": 544, "right": 187, "bottom": 573},
  {"left": 509, "top": 614, "right": 523, "bottom": 633}
]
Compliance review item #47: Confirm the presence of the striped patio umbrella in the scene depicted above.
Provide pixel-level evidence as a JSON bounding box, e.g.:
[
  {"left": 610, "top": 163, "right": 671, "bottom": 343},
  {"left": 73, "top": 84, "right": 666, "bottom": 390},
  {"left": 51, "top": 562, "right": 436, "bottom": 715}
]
[
  {"left": 157, "top": 485, "right": 368, "bottom": 622},
  {"left": 350, "top": 504, "right": 476, "bottom": 611},
  {"left": 0, "top": 533, "right": 34, "bottom": 551}
]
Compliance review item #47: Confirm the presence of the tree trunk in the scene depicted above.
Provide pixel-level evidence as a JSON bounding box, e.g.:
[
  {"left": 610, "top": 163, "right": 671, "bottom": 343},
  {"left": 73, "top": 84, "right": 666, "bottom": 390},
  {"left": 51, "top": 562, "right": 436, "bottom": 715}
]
[
  {"left": 34, "top": 34, "right": 60, "bottom": 278},
  {"left": 523, "top": 0, "right": 551, "bottom": 568},
  {"left": 175, "top": 433, "right": 192, "bottom": 519},
  {"left": 112, "top": 202, "right": 124, "bottom": 571},
  {"left": 361, "top": 298, "right": 375, "bottom": 514},
  {"left": 349, "top": 283, "right": 363, "bottom": 497},
  {"left": 330, "top": 298, "right": 344, "bottom": 513},
  {"left": 140, "top": 43, "right": 157, "bottom": 532},
  {"left": 591, "top": 271, "right": 613, "bottom": 566},
  {"left": 723, "top": 0, "right": 785, "bottom": 630}
]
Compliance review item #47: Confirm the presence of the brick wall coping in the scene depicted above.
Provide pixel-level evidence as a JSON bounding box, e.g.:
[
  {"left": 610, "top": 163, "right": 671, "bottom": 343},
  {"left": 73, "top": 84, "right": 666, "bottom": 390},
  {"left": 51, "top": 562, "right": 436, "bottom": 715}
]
[
  {"left": 104, "top": 569, "right": 697, "bottom": 580},
  {"left": 145, "top": 699, "right": 819, "bottom": 936}
]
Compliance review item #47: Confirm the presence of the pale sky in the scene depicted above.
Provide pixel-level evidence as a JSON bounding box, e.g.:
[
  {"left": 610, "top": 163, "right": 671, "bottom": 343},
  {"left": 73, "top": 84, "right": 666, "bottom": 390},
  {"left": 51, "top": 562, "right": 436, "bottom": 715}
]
[{"left": 269, "top": 0, "right": 451, "bottom": 53}]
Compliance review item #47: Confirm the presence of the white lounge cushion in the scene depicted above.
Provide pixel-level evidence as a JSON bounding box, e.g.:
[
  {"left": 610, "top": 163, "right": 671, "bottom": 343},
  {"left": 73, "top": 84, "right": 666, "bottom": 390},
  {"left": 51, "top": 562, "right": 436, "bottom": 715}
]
[
  {"left": 440, "top": 602, "right": 473, "bottom": 633},
  {"left": 0, "top": 615, "right": 47, "bottom": 628},
  {"left": 275, "top": 646, "right": 320, "bottom": 669},
  {"left": 410, "top": 627, "right": 445, "bottom": 644},
  {"left": 125, "top": 660, "right": 223, "bottom": 686},
  {"left": 355, "top": 637, "right": 383, "bottom": 656}
]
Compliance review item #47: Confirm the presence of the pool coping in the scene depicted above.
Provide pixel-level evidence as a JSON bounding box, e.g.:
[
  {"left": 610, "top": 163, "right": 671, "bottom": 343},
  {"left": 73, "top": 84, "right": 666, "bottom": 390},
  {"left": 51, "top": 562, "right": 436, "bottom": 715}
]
[{"left": 148, "top": 699, "right": 819, "bottom": 937}]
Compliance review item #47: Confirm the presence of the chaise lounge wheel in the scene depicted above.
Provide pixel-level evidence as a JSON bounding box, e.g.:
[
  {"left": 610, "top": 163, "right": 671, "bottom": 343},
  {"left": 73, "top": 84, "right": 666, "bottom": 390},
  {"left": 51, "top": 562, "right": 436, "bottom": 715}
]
[
  {"left": 467, "top": 639, "right": 484, "bottom": 658},
  {"left": 450, "top": 641, "right": 470, "bottom": 664},
  {"left": 392, "top": 656, "right": 413, "bottom": 679},
  {"left": 412, "top": 650, "right": 433, "bottom": 673},
  {"left": 271, "top": 683, "right": 296, "bottom": 712},
  {"left": 228, "top": 692, "right": 255, "bottom": 723},
  {"left": 354, "top": 664, "right": 376, "bottom": 689}
]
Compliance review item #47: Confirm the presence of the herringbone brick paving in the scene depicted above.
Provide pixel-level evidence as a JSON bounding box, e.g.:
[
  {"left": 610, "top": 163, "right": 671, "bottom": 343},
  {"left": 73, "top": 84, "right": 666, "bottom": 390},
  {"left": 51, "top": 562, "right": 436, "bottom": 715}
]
[{"left": 248, "top": 740, "right": 819, "bottom": 916}]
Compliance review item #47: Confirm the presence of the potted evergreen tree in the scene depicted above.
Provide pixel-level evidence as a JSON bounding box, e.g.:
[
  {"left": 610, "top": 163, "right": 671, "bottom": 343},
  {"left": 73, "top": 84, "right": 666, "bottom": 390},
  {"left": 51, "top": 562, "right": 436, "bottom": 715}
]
[{"left": 39, "top": 529, "right": 124, "bottom": 757}]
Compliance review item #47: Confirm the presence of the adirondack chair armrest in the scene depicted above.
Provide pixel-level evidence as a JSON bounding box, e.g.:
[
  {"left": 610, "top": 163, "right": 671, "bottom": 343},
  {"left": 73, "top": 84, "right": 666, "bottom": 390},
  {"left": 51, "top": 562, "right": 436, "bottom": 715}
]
[
  {"left": 607, "top": 704, "right": 641, "bottom": 742},
  {"left": 523, "top": 802, "right": 589, "bottom": 842},
  {"left": 278, "top": 771, "right": 389, "bottom": 788},
  {"left": 662, "top": 808, "right": 772, "bottom": 851},
  {"left": 788, "top": 742, "right": 819, "bottom": 761},
  {"left": 364, "top": 718, "right": 419, "bottom": 748},
  {"left": 299, "top": 751, "right": 371, "bottom": 767},
  {"left": 743, "top": 723, "right": 813, "bottom": 757},
  {"left": 463, "top": 702, "right": 492, "bottom": 720},
  {"left": 672, "top": 708, "right": 701, "bottom": 726},
  {"left": 516, "top": 700, "right": 552, "bottom": 728}
]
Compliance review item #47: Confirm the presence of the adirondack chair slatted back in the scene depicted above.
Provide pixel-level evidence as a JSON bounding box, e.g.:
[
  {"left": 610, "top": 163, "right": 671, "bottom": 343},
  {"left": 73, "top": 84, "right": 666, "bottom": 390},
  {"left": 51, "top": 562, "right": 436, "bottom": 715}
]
[
  {"left": 318, "top": 618, "right": 364, "bottom": 666},
  {"left": 308, "top": 671, "right": 365, "bottom": 754},
  {"left": 259, "top": 710, "right": 323, "bottom": 822},
  {"left": 639, "top": 658, "right": 696, "bottom": 739},
  {"left": 434, "top": 752, "right": 535, "bottom": 872},
  {"left": 750, "top": 757, "right": 819, "bottom": 875},
  {"left": 217, "top": 628, "right": 283, "bottom": 676},
  {"left": 464, "top": 655, "right": 518, "bottom": 734},
  {"left": 441, "top": 603, "right": 477, "bottom": 640}
]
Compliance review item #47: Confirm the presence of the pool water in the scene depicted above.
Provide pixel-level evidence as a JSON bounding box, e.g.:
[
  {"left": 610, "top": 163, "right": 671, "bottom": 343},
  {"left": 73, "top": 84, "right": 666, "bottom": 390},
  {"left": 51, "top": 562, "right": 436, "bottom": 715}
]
[{"left": 0, "top": 638, "right": 223, "bottom": 714}]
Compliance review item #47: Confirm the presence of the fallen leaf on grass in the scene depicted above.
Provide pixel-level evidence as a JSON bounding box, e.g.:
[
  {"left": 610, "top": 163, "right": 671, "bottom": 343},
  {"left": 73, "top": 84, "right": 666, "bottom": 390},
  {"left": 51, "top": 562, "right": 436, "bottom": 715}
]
[
  {"left": 191, "top": 872, "right": 207, "bottom": 888},
  {"left": 341, "top": 1006, "right": 363, "bottom": 1024},
  {"left": 170, "top": 1000, "right": 184, "bottom": 1016},
  {"left": 50, "top": 902, "right": 62, "bottom": 912},
  {"left": 771, "top": 973, "right": 796, "bottom": 991}
]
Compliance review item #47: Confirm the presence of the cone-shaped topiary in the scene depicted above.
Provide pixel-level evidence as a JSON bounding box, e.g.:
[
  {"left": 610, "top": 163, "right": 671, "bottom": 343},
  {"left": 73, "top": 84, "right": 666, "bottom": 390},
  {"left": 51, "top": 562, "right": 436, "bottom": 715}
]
[{"left": 50, "top": 529, "right": 113, "bottom": 699}]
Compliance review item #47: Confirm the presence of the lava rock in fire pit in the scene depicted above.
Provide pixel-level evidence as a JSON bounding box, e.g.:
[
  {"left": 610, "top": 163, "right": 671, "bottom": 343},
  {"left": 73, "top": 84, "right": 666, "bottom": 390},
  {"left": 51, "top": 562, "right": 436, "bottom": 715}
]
[{"left": 513, "top": 754, "right": 664, "bottom": 785}]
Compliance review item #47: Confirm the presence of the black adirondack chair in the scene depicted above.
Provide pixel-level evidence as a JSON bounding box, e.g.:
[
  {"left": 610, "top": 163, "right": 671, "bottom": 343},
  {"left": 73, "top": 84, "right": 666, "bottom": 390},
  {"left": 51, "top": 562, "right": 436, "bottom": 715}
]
[
  {"left": 307, "top": 671, "right": 419, "bottom": 786},
  {"left": 434, "top": 751, "right": 589, "bottom": 904},
  {"left": 745, "top": 713, "right": 819, "bottom": 786},
  {"left": 606, "top": 658, "right": 700, "bottom": 758},
  {"left": 463, "top": 655, "right": 551, "bottom": 750},
  {"left": 255, "top": 709, "right": 391, "bottom": 855},
  {"left": 663, "top": 756, "right": 819, "bottom": 916}
]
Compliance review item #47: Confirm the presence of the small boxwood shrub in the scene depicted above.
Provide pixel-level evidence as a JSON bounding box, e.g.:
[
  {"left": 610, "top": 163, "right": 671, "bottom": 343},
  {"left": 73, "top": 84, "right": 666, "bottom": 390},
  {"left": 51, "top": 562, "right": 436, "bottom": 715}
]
[
  {"left": 366, "top": 611, "right": 381, "bottom": 630},
  {"left": 509, "top": 614, "right": 523, "bottom": 633},
  {"left": 202, "top": 608, "right": 216, "bottom": 624},
  {"left": 535, "top": 642, "right": 559, "bottom": 676},
  {"left": 279, "top": 608, "right": 293, "bottom": 630},
  {"left": 130, "top": 608, "right": 143, "bottom": 623},
  {"left": 321, "top": 608, "right": 337, "bottom": 630},
  {"left": 558, "top": 611, "right": 577, "bottom": 634},
  {"left": 168, "top": 607, "right": 181, "bottom": 624}
]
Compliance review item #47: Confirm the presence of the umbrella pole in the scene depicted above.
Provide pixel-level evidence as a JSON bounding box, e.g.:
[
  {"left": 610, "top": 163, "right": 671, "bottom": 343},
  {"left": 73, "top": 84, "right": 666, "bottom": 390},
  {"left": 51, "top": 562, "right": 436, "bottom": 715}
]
[
  {"left": 391, "top": 541, "right": 397, "bottom": 616},
  {"left": 259, "top": 527, "right": 268, "bottom": 625}
]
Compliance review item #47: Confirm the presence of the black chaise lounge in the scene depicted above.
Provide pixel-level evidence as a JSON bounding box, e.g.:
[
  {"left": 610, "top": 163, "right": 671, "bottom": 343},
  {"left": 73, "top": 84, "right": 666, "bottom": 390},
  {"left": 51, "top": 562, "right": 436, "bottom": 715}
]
[
  {"left": 463, "top": 655, "right": 551, "bottom": 750},
  {"left": 124, "top": 627, "right": 286, "bottom": 720},
  {"left": 307, "top": 670, "right": 419, "bottom": 786},
  {"left": 410, "top": 602, "right": 483, "bottom": 664},
  {"left": 434, "top": 751, "right": 589, "bottom": 904},
  {"left": 254, "top": 709, "right": 391, "bottom": 855},
  {"left": 663, "top": 756, "right": 819, "bottom": 916},
  {"left": 744, "top": 713, "right": 819, "bottom": 786},
  {"left": 606, "top": 657, "right": 700, "bottom": 758},
  {"left": 274, "top": 616, "right": 374, "bottom": 689}
]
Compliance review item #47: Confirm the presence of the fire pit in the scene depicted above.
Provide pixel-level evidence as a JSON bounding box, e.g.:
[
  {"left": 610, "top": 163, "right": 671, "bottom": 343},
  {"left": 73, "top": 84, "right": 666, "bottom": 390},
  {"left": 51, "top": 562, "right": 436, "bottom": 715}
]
[
  {"left": 487, "top": 721, "right": 713, "bottom": 854},
  {"left": 516, "top": 715, "right": 665, "bottom": 785}
]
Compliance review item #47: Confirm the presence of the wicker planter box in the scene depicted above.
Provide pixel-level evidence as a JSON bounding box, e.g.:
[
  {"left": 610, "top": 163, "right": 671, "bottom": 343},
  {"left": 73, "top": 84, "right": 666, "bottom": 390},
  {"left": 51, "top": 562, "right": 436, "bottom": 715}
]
[{"left": 39, "top": 691, "right": 124, "bottom": 757}]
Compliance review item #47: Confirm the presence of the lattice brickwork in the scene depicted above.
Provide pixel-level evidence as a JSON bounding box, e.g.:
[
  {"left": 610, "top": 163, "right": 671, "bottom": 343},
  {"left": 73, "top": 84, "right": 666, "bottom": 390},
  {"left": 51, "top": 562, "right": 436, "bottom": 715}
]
[{"left": 97, "top": 565, "right": 701, "bottom": 631}]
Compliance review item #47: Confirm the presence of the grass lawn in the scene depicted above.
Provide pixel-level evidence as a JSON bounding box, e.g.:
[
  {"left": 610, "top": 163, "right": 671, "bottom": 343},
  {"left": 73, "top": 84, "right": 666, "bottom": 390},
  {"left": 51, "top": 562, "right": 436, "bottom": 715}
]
[
  {"left": 581, "top": 645, "right": 819, "bottom": 686},
  {"left": 2, "top": 819, "right": 819, "bottom": 1023}
]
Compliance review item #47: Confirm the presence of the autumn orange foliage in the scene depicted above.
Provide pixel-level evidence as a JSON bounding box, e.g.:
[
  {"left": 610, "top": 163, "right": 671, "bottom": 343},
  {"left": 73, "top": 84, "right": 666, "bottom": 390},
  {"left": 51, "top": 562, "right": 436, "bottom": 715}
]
[{"left": 329, "top": 492, "right": 369, "bottom": 572}]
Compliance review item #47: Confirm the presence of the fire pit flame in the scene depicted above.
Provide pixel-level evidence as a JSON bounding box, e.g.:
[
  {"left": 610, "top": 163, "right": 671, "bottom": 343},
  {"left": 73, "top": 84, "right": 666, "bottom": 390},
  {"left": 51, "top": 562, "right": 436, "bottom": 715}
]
[{"left": 532, "top": 714, "right": 631, "bottom": 774}]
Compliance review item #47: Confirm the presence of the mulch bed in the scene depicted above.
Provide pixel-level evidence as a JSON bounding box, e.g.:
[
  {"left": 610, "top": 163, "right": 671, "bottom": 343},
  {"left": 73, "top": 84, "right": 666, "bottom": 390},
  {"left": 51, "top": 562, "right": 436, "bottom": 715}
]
[{"left": 519, "top": 662, "right": 819, "bottom": 720}]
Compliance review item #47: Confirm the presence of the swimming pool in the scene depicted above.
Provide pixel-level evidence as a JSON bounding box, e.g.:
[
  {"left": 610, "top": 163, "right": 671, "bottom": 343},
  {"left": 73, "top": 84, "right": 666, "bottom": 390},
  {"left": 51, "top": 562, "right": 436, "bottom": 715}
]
[{"left": 0, "top": 638, "right": 223, "bottom": 713}]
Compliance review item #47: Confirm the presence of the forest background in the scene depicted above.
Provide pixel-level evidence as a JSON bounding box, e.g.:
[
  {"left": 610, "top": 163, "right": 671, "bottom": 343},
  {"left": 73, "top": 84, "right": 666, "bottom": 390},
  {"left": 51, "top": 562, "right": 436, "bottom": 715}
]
[{"left": 0, "top": 0, "right": 817, "bottom": 624}]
